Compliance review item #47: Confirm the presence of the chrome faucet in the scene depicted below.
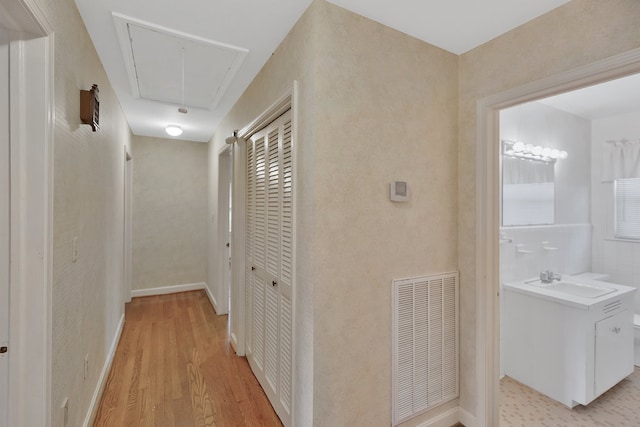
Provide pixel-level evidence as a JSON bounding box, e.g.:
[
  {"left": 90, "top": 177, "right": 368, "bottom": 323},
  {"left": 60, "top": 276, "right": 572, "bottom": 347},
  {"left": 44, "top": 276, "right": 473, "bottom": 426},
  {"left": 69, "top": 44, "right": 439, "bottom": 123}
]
[{"left": 540, "top": 270, "right": 561, "bottom": 283}]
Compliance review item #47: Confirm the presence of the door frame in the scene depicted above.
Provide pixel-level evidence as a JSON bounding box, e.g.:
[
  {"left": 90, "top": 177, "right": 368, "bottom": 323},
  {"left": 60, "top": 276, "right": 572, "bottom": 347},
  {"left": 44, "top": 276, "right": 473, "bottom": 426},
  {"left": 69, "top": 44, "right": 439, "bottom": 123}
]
[
  {"left": 229, "top": 83, "right": 297, "bottom": 359},
  {"left": 1, "top": 0, "right": 54, "bottom": 426},
  {"left": 216, "top": 144, "right": 232, "bottom": 316},
  {"left": 475, "top": 48, "right": 640, "bottom": 427},
  {"left": 0, "top": 24, "right": 10, "bottom": 427}
]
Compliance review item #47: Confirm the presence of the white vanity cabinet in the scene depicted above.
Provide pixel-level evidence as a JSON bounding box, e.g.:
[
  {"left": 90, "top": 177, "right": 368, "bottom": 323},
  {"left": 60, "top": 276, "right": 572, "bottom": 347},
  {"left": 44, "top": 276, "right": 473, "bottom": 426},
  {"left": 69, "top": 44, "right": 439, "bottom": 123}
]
[{"left": 502, "top": 278, "right": 635, "bottom": 408}]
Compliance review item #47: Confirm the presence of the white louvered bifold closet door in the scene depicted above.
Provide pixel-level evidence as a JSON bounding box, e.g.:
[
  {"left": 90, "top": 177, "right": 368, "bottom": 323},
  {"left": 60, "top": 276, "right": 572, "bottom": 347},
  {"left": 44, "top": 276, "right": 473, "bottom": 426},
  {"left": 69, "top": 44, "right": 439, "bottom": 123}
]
[
  {"left": 245, "top": 110, "right": 293, "bottom": 426},
  {"left": 392, "top": 272, "right": 459, "bottom": 426}
]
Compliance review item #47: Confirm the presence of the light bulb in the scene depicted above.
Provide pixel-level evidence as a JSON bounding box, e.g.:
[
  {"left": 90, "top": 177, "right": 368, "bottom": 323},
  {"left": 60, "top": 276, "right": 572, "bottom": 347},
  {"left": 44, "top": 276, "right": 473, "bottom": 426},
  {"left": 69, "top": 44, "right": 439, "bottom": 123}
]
[
  {"left": 542, "top": 147, "right": 552, "bottom": 157},
  {"left": 524, "top": 144, "right": 534, "bottom": 153},
  {"left": 550, "top": 149, "right": 560, "bottom": 159},
  {"left": 559, "top": 150, "right": 568, "bottom": 159},
  {"left": 165, "top": 125, "right": 183, "bottom": 137},
  {"left": 532, "top": 145, "right": 543, "bottom": 156},
  {"left": 513, "top": 142, "right": 525, "bottom": 152}
]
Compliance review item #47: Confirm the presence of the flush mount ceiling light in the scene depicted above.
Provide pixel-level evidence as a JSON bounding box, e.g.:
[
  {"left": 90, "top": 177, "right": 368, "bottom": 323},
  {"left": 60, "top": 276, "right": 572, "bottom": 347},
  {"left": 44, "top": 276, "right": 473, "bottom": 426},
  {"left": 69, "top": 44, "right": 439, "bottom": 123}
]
[{"left": 165, "top": 125, "right": 183, "bottom": 136}]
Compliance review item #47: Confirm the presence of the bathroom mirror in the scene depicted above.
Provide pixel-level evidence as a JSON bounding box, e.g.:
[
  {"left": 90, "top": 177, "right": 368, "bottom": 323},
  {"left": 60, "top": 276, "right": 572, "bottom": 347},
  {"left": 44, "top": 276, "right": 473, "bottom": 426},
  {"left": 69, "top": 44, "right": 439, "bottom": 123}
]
[{"left": 502, "top": 153, "right": 555, "bottom": 226}]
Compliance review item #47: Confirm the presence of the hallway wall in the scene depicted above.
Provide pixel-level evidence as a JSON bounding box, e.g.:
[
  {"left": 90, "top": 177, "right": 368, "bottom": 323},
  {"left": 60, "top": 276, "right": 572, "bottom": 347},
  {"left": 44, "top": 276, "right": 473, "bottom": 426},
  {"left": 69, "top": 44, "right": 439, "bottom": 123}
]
[
  {"left": 33, "top": 0, "right": 133, "bottom": 425},
  {"left": 312, "top": 3, "right": 458, "bottom": 425},
  {"left": 132, "top": 136, "right": 208, "bottom": 291},
  {"left": 458, "top": 0, "right": 640, "bottom": 418},
  {"left": 210, "top": 1, "right": 459, "bottom": 425}
]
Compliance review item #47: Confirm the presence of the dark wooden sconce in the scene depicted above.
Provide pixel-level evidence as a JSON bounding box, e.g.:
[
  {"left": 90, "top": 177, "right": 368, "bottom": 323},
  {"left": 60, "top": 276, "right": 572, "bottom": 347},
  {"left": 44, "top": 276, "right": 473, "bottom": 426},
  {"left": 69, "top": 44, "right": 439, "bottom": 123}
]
[{"left": 80, "top": 84, "right": 100, "bottom": 131}]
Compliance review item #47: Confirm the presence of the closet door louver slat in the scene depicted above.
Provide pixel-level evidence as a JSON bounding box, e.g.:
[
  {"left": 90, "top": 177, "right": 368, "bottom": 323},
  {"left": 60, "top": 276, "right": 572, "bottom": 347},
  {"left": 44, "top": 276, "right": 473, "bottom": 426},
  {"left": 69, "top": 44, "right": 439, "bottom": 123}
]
[
  {"left": 246, "top": 140, "right": 255, "bottom": 355},
  {"left": 266, "top": 129, "right": 280, "bottom": 278},
  {"left": 279, "top": 295, "right": 292, "bottom": 412},
  {"left": 281, "top": 120, "right": 293, "bottom": 288},
  {"left": 254, "top": 135, "right": 266, "bottom": 271},
  {"left": 392, "top": 272, "right": 459, "bottom": 426},
  {"left": 252, "top": 274, "right": 265, "bottom": 370},
  {"left": 278, "top": 117, "right": 293, "bottom": 415}
]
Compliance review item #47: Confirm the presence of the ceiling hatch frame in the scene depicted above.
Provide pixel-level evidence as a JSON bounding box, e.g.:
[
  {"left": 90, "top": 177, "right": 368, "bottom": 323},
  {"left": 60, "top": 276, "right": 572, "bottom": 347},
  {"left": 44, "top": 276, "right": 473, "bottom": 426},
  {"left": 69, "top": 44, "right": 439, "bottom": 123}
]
[{"left": 113, "top": 12, "right": 248, "bottom": 111}]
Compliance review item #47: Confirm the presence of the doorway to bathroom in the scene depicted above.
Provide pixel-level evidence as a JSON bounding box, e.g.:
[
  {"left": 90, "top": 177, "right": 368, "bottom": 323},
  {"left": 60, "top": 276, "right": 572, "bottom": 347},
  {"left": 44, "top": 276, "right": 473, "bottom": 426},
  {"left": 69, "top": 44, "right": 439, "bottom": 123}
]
[
  {"left": 497, "top": 71, "right": 640, "bottom": 425},
  {"left": 475, "top": 49, "right": 640, "bottom": 426}
]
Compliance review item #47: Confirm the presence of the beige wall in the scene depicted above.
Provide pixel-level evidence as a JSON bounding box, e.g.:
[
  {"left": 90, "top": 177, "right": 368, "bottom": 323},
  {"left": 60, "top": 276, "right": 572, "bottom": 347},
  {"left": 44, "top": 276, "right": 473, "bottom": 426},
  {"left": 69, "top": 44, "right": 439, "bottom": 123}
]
[
  {"left": 458, "top": 0, "right": 640, "bottom": 417},
  {"left": 209, "top": 1, "right": 458, "bottom": 425},
  {"left": 313, "top": 3, "right": 459, "bottom": 426},
  {"left": 35, "top": 0, "right": 133, "bottom": 425},
  {"left": 132, "top": 136, "right": 208, "bottom": 290}
]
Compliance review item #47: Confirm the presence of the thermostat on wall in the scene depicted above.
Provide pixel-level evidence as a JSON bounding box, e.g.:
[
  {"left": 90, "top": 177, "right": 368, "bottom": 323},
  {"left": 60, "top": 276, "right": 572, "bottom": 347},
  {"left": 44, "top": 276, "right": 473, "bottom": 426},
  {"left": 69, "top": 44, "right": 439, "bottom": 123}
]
[{"left": 390, "top": 181, "right": 409, "bottom": 202}]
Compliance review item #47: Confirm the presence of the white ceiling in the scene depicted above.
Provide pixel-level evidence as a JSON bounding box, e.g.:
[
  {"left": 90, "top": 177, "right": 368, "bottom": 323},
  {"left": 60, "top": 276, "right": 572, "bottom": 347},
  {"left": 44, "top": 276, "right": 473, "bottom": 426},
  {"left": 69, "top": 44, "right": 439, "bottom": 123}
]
[
  {"left": 327, "top": 0, "right": 569, "bottom": 55},
  {"left": 74, "top": 0, "right": 570, "bottom": 142}
]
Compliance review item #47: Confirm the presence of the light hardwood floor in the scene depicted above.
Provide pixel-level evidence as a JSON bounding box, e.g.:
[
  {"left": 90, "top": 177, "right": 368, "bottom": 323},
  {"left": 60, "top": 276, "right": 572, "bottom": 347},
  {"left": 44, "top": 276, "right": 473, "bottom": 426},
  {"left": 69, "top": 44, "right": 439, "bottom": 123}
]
[{"left": 93, "top": 290, "right": 283, "bottom": 427}]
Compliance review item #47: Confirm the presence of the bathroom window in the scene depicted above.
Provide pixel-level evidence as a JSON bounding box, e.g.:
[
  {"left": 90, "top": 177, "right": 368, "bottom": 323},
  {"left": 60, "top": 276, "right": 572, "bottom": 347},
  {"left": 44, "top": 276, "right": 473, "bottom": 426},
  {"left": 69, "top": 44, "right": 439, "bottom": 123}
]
[{"left": 615, "top": 178, "right": 640, "bottom": 239}]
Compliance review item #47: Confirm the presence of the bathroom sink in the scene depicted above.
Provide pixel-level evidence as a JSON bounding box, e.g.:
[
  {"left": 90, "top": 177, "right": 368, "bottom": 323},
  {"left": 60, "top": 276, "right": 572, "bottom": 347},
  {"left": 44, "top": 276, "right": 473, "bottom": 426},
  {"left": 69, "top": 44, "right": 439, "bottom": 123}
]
[{"left": 542, "top": 281, "right": 616, "bottom": 298}]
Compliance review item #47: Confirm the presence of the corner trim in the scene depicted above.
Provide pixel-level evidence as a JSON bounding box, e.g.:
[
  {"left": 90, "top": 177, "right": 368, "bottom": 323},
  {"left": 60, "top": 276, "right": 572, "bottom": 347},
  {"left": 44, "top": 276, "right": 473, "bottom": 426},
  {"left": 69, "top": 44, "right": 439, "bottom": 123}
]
[
  {"left": 130, "top": 282, "right": 207, "bottom": 298},
  {"left": 82, "top": 313, "right": 125, "bottom": 427},
  {"left": 203, "top": 285, "right": 218, "bottom": 313}
]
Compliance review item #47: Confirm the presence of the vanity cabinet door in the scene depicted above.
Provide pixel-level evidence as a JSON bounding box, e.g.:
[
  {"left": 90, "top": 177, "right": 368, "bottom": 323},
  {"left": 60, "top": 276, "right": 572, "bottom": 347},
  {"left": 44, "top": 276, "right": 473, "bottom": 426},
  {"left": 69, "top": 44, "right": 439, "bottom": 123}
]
[{"left": 594, "top": 310, "right": 634, "bottom": 396}]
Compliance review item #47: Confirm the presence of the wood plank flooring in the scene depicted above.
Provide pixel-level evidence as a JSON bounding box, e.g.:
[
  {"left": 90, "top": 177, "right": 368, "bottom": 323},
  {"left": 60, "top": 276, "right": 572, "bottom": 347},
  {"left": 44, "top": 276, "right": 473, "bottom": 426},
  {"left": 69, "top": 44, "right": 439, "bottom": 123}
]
[{"left": 93, "top": 290, "right": 283, "bottom": 427}]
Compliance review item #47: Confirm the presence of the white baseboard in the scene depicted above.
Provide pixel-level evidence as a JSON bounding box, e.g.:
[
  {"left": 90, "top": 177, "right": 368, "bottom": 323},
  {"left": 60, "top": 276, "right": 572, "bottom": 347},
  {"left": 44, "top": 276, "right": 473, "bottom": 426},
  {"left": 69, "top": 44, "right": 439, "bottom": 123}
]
[
  {"left": 131, "top": 282, "right": 207, "bottom": 298},
  {"left": 459, "top": 407, "right": 477, "bottom": 427},
  {"left": 230, "top": 332, "right": 238, "bottom": 353},
  {"left": 408, "top": 406, "right": 476, "bottom": 427},
  {"left": 204, "top": 285, "right": 217, "bottom": 310},
  {"left": 414, "top": 407, "right": 460, "bottom": 427},
  {"left": 83, "top": 313, "right": 125, "bottom": 427}
]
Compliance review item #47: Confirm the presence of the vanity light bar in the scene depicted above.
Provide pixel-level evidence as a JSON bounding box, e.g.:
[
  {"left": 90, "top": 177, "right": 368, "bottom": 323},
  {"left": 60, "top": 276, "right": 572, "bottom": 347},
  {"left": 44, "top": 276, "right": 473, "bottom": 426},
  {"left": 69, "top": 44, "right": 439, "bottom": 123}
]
[{"left": 502, "top": 139, "right": 568, "bottom": 163}]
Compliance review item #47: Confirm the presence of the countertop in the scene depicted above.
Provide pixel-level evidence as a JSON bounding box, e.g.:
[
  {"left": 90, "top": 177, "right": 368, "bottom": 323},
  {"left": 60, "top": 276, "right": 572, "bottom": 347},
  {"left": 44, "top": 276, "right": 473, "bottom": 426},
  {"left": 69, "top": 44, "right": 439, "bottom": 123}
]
[{"left": 503, "top": 274, "right": 636, "bottom": 310}]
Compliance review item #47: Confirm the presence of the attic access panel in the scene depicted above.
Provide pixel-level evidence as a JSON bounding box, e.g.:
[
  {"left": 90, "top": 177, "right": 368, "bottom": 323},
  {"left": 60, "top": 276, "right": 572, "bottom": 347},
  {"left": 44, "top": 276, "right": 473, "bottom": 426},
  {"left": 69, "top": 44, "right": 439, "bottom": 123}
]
[{"left": 113, "top": 13, "right": 248, "bottom": 110}]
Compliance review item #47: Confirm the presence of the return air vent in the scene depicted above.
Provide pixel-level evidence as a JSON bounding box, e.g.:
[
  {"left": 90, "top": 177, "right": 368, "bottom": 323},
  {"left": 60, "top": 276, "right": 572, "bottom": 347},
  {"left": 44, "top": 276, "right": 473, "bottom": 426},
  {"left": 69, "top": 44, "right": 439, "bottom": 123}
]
[
  {"left": 392, "top": 272, "right": 459, "bottom": 426},
  {"left": 113, "top": 13, "right": 248, "bottom": 110}
]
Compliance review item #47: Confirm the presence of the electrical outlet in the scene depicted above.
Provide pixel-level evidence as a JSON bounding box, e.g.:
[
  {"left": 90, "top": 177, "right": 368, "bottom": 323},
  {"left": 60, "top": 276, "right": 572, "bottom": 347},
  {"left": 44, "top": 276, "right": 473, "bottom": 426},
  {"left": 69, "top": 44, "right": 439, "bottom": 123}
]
[
  {"left": 72, "top": 236, "right": 78, "bottom": 263},
  {"left": 61, "top": 398, "right": 69, "bottom": 426},
  {"left": 84, "top": 354, "right": 89, "bottom": 380}
]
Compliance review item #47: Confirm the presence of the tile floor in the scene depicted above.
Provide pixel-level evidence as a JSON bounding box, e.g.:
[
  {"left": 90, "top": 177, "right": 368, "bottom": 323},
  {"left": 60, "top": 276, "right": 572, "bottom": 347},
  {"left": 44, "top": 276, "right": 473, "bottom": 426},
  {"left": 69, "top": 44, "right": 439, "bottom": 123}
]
[{"left": 499, "top": 368, "right": 640, "bottom": 426}]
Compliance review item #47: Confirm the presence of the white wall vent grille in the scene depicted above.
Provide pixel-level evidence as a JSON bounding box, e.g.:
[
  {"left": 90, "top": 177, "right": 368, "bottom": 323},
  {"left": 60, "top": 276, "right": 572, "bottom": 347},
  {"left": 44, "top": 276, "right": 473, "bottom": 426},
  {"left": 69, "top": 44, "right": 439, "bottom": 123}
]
[{"left": 392, "top": 271, "right": 459, "bottom": 426}]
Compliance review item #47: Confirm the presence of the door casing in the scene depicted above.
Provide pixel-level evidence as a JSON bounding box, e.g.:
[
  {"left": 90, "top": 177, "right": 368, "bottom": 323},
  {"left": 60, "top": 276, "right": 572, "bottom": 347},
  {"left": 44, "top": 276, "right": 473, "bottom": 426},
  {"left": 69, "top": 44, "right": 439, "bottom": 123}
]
[{"left": 475, "top": 48, "right": 640, "bottom": 427}]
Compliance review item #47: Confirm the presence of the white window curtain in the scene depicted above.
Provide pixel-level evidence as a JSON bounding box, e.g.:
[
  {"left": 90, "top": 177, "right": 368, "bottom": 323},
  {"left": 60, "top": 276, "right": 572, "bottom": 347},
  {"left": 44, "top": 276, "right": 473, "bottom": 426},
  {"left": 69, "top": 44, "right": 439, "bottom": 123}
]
[{"left": 601, "top": 139, "right": 640, "bottom": 182}]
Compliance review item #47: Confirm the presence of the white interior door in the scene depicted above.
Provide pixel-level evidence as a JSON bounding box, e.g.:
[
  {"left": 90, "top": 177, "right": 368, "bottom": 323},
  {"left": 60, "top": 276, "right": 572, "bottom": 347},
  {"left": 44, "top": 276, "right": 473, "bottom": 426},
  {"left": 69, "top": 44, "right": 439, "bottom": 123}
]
[
  {"left": 0, "top": 25, "right": 10, "bottom": 427},
  {"left": 246, "top": 110, "right": 293, "bottom": 426},
  {"left": 217, "top": 147, "right": 232, "bottom": 316}
]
